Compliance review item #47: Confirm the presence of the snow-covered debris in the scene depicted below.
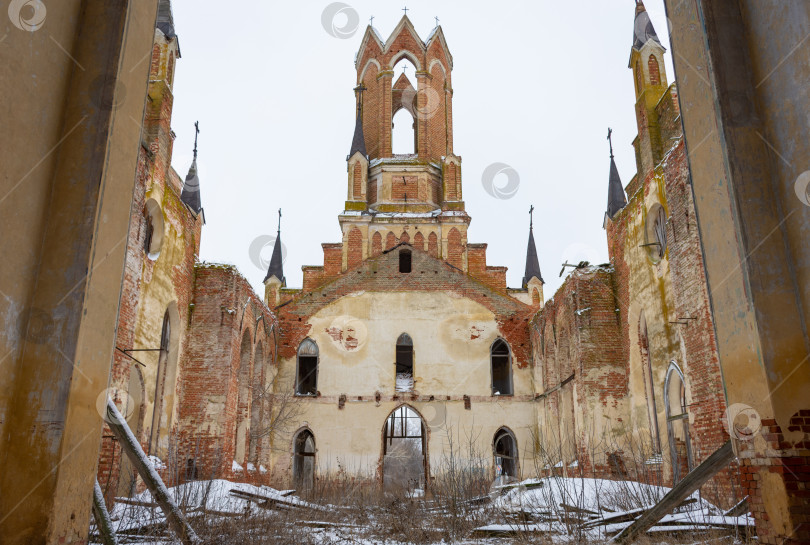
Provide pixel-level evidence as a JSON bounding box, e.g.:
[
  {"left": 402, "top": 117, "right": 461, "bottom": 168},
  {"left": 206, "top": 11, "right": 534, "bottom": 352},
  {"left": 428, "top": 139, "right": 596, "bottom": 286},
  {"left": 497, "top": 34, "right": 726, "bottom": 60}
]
[
  {"left": 146, "top": 455, "right": 166, "bottom": 470},
  {"left": 232, "top": 460, "right": 243, "bottom": 472}
]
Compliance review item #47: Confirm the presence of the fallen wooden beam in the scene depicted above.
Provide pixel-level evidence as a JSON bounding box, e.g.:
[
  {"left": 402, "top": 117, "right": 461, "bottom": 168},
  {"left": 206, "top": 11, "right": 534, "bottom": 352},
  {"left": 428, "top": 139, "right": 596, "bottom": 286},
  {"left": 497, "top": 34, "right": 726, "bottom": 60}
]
[
  {"left": 105, "top": 397, "right": 200, "bottom": 545},
  {"left": 612, "top": 440, "right": 734, "bottom": 544},
  {"left": 724, "top": 496, "right": 749, "bottom": 517},
  {"left": 229, "top": 488, "right": 327, "bottom": 512},
  {"left": 114, "top": 496, "right": 159, "bottom": 508},
  {"left": 92, "top": 479, "right": 119, "bottom": 545}
]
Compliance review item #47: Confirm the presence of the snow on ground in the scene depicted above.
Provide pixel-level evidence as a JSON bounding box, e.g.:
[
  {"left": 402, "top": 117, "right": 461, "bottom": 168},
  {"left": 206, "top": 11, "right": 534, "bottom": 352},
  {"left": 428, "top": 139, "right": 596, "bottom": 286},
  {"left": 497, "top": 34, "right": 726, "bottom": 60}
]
[
  {"left": 492, "top": 476, "right": 704, "bottom": 513},
  {"left": 93, "top": 476, "right": 753, "bottom": 544}
]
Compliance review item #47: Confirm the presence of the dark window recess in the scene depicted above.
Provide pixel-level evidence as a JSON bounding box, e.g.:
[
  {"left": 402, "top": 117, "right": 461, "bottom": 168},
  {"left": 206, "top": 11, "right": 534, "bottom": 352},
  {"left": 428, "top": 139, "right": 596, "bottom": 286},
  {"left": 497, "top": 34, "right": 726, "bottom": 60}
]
[
  {"left": 144, "top": 213, "right": 154, "bottom": 253},
  {"left": 653, "top": 206, "right": 667, "bottom": 258},
  {"left": 395, "top": 333, "right": 413, "bottom": 375},
  {"left": 185, "top": 458, "right": 198, "bottom": 480},
  {"left": 296, "top": 339, "right": 318, "bottom": 395},
  {"left": 399, "top": 249, "right": 412, "bottom": 273},
  {"left": 491, "top": 339, "right": 512, "bottom": 395}
]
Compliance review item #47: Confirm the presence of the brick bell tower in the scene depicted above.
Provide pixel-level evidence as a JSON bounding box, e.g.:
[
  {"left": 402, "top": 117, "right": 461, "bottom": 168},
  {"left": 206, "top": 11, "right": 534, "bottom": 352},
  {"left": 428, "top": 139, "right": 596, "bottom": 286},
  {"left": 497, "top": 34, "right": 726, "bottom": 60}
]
[{"left": 340, "top": 16, "right": 470, "bottom": 272}]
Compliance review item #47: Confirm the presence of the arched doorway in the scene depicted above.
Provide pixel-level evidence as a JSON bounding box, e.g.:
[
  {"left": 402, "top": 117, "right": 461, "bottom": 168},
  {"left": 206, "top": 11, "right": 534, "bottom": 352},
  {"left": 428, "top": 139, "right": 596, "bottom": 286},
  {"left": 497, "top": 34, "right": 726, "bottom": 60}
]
[
  {"left": 665, "top": 362, "right": 693, "bottom": 482},
  {"left": 383, "top": 405, "right": 426, "bottom": 492},
  {"left": 494, "top": 427, "right": 519, "bottom": 478},
  {"left": 293, "top": 429, "right": 316, "bottom": 490}
]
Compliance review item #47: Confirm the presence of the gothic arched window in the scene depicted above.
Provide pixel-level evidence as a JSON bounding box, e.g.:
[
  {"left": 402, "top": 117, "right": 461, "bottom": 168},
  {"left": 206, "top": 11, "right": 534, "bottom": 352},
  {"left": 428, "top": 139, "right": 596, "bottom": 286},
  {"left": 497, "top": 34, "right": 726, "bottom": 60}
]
[
  {"left": 296, "top": 339, "right": 318, "bottom": 396},
  {"left": 395, "top": 333, "right": 413, "bottom": 392},
  {"left": 494, "top": 428, "right": 518, "bottom": 478},
  {"left": 491, "top": 339, "right": 513, "bottom": 395},
  {"left": 293, "top": 429, "right": 315, "bottom": 489}
]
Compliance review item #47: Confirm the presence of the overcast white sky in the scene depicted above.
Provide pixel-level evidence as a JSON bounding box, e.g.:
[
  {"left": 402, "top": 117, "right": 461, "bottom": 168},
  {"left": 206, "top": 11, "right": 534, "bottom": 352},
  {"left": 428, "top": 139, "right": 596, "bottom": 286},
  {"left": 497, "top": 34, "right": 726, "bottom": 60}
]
[{"left": 168, "top": 0, "right": 674, "bottom": 298}]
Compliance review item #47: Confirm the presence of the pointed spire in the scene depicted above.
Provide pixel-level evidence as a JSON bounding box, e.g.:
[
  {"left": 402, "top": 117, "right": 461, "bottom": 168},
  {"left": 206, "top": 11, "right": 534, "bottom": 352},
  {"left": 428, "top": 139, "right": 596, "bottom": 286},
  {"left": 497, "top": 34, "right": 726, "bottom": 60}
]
[
  {"left": 263, "top": 209, "right": 285, "bottom": 286},
  {"left": 349, "top": 84, "right": 367, "bottom": 158},
  {"left": 632, "top": 0, "right": 663, "bottom": 51},
  {"left": 180, "top": 121, "right": 202, "bottom": 214},
  {"left": 522, "top": 205, "right": 544, "bottom": 288},
  {"left": 606, "top": 128, "right": 627, "bottom": 220}
]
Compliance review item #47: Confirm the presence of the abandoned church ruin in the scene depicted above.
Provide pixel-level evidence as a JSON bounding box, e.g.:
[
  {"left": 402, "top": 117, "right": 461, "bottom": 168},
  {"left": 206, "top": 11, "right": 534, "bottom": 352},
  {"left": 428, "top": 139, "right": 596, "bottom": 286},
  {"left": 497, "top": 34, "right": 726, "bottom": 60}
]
[
  {"left": 3, "top": 0, "right": 809, "bottom": 543},
  {"left": 97, "top": 2, "right": 741, "bottom": 505}
]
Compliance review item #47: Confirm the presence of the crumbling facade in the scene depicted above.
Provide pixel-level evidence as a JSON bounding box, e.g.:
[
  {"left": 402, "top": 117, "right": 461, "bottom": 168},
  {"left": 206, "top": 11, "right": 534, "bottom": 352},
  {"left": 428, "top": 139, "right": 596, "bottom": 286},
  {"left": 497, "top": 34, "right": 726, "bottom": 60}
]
[
  {"left": 99, "top": 0, "right": 740, "bottom": 517},
  {"left": 532, "top": 2, "right": 737, "bottom": 507}
]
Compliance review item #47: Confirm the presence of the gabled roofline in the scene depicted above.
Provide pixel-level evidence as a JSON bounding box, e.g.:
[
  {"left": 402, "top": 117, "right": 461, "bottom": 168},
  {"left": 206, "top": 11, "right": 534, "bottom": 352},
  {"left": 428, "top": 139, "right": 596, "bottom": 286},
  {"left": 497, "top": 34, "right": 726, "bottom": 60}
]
[
  {"left": 424, "top": 25, "right": 453, "bottom": 70},
  {"left": 354, "top": 16, "right": 453, "bottom": 71}
]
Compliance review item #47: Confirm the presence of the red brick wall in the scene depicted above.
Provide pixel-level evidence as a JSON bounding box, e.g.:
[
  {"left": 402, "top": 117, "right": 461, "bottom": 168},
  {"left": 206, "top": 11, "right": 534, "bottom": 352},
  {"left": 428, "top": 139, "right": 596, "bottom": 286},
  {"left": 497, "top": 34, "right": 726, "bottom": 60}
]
[
  {"left": 413, "top": 231, "right": 424, "bottom": 250},
  {"left": 661, "top": 140, "right": 738, "bottom": 504},
  {"left": 371, "top": 231, "right": 382, "bottom": 256},
  {"left": 447, "top": 227, "right": 463, "bottom": 269},
  {"left": 428, "top": 232, "right": 438, "bottom": 257},
  {"left": 392, "top": 175, "right": 419, "bottom": 201},
  {"left": 347, "top": 228, "right": 363, "bottom": 269},
  {"left": 176, "top": 265, "right": 277, "bottom": 485},
  {"left": 532, "top": 268, "right": 627, "bottom": 477},
  {"left": 352, "top": 162, "right": 362, "bottom": 199},
  {"left": 323, "top": 243, "right": 342, "bottom": 277}
]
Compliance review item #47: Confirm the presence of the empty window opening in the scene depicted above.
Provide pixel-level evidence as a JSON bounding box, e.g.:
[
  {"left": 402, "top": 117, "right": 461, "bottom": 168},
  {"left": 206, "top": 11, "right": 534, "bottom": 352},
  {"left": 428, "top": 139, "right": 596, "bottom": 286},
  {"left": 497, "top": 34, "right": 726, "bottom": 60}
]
[
  {"left": 639, "top": 314, "right": 662, "bottom": 453},
  {"left": 296, "top": 338, "right": 318, "bottom": 396},
  {"left": 383, "top": 406, "right": 426, "bottom": 492},
  {"left": 665, "top": 362, "right": 693, "bottom": 483},
  {"left": 653, "top": 206, "right": 667, "bottom": 258},
  {"left": 293, "top": 430, "right": 315, "bottom": 490},
  {"left": 491, "top": 339, "right": 513, "bottom": 395},
  {"left": 149, "top": 310, "right": 171, "bottom": 455},
  {"left": 494, "top": 428, "right": 518, "bottom": 478},
  {"left": 392, "top": 108, "right": 415, "bottom": 154},
  {"left": 143, "top": 198, "right": 164, "bottom": 259},
  {"left": 399, "top": 249, "right": 412, "bottom": 273},
  {"left": 234, "top": 330, "right": 252, "bottom": 464},
  {"left": 143, "top": 212, "right": 154, "bottom": 254},
  {"left": 395, "top": 333, "right": 413, "bottom": 392}
]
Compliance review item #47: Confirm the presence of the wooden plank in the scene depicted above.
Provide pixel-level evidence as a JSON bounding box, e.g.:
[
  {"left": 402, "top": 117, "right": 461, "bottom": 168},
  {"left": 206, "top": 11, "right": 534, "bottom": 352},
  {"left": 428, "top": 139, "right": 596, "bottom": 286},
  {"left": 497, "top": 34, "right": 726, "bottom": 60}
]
[
  {"left": 91, "top": 479, "right": 119, "bottom": 545},
  {"left": 113, "top": 496, "right": 159, "bottom": 508},
  {"left": 105, "top": 397, "right": 201, "bottom": 545},
  {"left": 612, "top": 440, "right": 734, "bottom": 544},
  {"left": 229, "top": 488, "right": 326, "bottom": 512},
  {"left": 560, "top": 503, "right": 599, "bottom": 516},
  {"left": 724, "top": 496, "right": 749, "bottom": 517}
]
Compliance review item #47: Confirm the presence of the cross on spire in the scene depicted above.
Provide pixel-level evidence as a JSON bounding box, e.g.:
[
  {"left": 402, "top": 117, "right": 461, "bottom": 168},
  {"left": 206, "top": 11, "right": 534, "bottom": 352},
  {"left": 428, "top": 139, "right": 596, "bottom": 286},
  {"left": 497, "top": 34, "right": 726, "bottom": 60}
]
[
  {"left": 434, "top": 16, "right": 440, "bottom": 27},
  {"left": 369, "top": 15, "right": 374, "bottom": 26},
  {"left": 402, "top": 6, "right": 408, "bottom": 15},
  {"left": 529, "top": 205, "right": 535, "bottom": 230},
  {"left": 193, "top": 120, "right": 200, "bottom": 158},
  {"left": 607, "top": 127, "right": 614, "bottom": 158},
  {"left": 353, "top": 83, "right": 367, "bottom": 116},
  {"left": 277, "top": 208, "right": 282, "bottom": 234}
]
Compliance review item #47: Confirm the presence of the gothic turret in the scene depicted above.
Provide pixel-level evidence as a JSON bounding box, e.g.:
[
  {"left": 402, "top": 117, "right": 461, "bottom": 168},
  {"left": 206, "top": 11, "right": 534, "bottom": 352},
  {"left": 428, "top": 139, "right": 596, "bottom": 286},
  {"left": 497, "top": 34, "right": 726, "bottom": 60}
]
[
  {"left": 522, "top": 206, "right": 544, "bottom": 306},
  {"left": 336, "top": 15, "right": 470, "bottom": 274},
  {"left": 263, "top": 209, "right": 285, "bottom": 307},
  {"left": 604, "top": 128, "right": 627, "bottom": 225},
  {"left": 180, "top": 121, "right": 202, "bottom": 215},
  {"left": 629, "top": 0, "right": 669, "bottom": 175}
]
